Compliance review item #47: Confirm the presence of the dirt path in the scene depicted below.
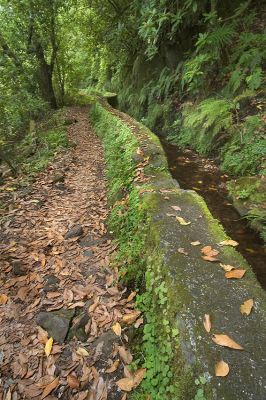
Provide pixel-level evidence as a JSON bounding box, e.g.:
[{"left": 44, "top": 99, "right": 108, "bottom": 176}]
[{"left": 0, "top": 107, "right": 140, "bottom": 400}]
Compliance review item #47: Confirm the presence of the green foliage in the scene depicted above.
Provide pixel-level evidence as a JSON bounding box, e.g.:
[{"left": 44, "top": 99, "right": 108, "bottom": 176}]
[
  {"left": 221, "top": 115, "right": 266, "bottom": 176},
  {"left": 177, "top": 98, "right": 234, "bottom": 154}
]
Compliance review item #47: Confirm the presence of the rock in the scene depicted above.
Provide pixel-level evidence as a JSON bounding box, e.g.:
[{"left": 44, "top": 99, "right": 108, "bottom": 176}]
[
  {"left": 79, "top": 235, "right": 103, "bottom": 247},
  {"left": 36, "top": 309, "right": 75, "bottom": 343},
  {"left": 91, "top": 330, "right": 118, "bottom": 358},
  {"left": 54, "top": 183, "right": 65, "bottom": 191},
  {"left": 83, "top": 249, "right": 93, "bottom": 257},
  {"left": 65, "top": 225, "right": 84, "bottom": 239},
  {"left": 68, "top": 310, "right": 90, "bottom": 341},
  {"left": 12, "top": 260, "right": 27, "bottom": 276},
  {"left": 43, "top": 274, "right": 60, "bottom": 292},
  {"left": 52, "top": 174, "right": 64, "bottom": 184}
]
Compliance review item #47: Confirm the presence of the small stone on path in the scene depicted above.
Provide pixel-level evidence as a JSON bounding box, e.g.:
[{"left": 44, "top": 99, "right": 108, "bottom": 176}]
[
  {"left": 64, "top": 224, "right": 84, "bottom": 239},
  {"left": 36, "top": 309, "right": 75, "bottom": 343}
]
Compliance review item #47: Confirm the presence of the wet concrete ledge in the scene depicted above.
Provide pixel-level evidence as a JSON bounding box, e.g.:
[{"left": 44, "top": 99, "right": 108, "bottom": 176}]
[{"left": 97, "top": 98, "right": 266, "bottom": 400}]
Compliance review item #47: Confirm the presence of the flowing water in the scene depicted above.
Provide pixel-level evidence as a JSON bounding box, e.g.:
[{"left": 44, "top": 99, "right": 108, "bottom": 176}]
[{"left": 160, "top": 139, "right": 266, "bottom": 289}]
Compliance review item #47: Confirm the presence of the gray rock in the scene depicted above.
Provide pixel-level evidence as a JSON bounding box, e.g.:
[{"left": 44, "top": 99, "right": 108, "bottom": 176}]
[
  {"left": 12, "top": 260, "right": 27, "bottom": 276},
  {"left": 36, "top": 309, "right": 75, "bottom": 343},
  {"left": 79, "top": 235, "right": 103, "bottom": 247},
  {"left": 83, "top": 249, "right": 93, "bottom": 257},
  {"left": 44, "top": 274, "right": 60, "bottom": 285},
  {"left": 68, "top": 310, "right": 90, "bottom": 341},
  {"left": 65, "top": 225, "right": 84, "bottom": 239}
]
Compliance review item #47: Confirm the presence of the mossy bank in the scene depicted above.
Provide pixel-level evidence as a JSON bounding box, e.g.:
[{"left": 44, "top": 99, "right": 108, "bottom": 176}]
[{"left": 91, "top": 99, "right": 266, "bottom": 400}]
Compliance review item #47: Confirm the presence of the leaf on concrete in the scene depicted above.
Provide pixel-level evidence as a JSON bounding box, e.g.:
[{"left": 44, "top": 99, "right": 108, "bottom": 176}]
[
  {"left": 45, "top": 337, "right": 53, "bottom": 357},
  {"left": 225, "top": 269, "right": 246, "bottom": 279},
  {"left": 219, "top": 263, "right": 235, "bottom": 272},
  {"left": 171, "top": 205, "right": 181, "bottom": 211},
  {"left": 203, "top": 314, "right": 211, "bottom": 332},
  {"left": 41, "top": 376, "right": 59, "bottom": 399},
  {"left": 219, "top": 240, "right": 238, "bottom": 247},
  {"left": 112, "top": 322, "right": 122, "bottom": 336},
  {"left": 191, "top": 241, "right": 201, "bottom": 246},
  {"left": 178, "top": 248, "right": 188, "bottom": 255},
  {"left": 176, "top": 216, "right": 191, "bottom": 225},
  {"left": 215, "top": 360, "right": 229, "bottom": 377},
  {"left": 212, "top": 334, "right": 243, "bottom": 350},
  {"left": 201, "top": 246, "right": 219, "bottom": 262},
  {"left": 240, "top": 299, "right": 254, "bottom": 316}
]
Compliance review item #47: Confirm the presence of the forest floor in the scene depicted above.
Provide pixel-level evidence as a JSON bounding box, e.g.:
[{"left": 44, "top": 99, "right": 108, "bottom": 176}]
[{"left": 0, "top": 107, "right": 141, "bottom": 400}]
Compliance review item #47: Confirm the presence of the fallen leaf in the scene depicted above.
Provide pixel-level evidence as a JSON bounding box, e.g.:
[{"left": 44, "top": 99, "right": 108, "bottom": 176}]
[
  {"left": 178, "top": 248, "right": 188, "bottom": 256},
  {"left": 191, "top": 241, "right": 201, "bottom": 246},
  {"left": 215, "top": 360, "right": 229, "bottom": 377},
  {"left": 201, "top": 245, "right": 219, "bottom": 262},
  {"left": 112, "top": 322, "right": 122, "bottom": 336},
  {"left": 118, "top": 346, "right": 133, "bottom": 364},
  {"left": 171, "top": 205, "right": 181, "bottom": 211},
  {"left": 132, "top": 368, "right": 146, "bottom": 388},
  {"left": 76, "top": 347, "right": 90, "bottom": 357},
  {"left": 203, "top": 314, "right": 211, "bottom": 333},
  {"left": 225, "top": 269, "right": 246, "bottom": 279},
  {"left": 134, "top": 317, "right": 143, "bottom": 328},
  {"left": 212, "top": 334, "right": 243, "bottom": 350},
  {"left": 219, "top": 263, "right": 235, "bottom": 272},
  {"left": 45, "top": 337, "right": 53, "bottom": 357},
  {"left": 106, "top": 359, "right": 120, "bottom": 373},
  {"left": 116, "top": 378, "right": 134, "bottom": 392},
  {"left": 219, "top": 240, "right": 238, "bottom": 247},
  {"left": 240, "top": 299, "right": 254, "bottom": 316},
  {"left": 176, "top": 216, "right": 191, "bottom": 226},
  {"left": 67, "top": 374, "right": 80, "bottom": 389},
  {"left": 41, "top": 377, "right": 59, "bottom": 399},
  {"left": 0, "top": 294, "right": 8, "bottom": 304},
  {"left": 37, "top": 326, "right": 48, "bottom": 344},
  {"left": 122, "top": 311, "right": 141, "bottom": 325}
]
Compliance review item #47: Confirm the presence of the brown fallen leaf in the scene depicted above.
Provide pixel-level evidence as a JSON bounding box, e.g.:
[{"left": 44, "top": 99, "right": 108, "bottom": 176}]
[
  {"left": 215, "top": 360, "right": 230, "bottom": 377},
  {"left": 176, "top": 216, "right": 191, "bottom": 226},
  {"left": 106, "top": 359, "right": 120, "bottom": 373},
  {"left": 201, "top": 246, "right": 219, "bottom": 262},
  {"left": 132, "top": 368, "right": 146, "bottom": 388},
  {"left": 122, "top": 311, "right": 141, "bottom": 325},
  {"left": 225, "top": 269, "right": 246, "bottom": 279},
  {"left": 171, "top": 205, "right": 181, "bottom": 211},
  {"left": 67, "top": 374, "right": 80, "bottom": 389},
  {"left": 112, "top": 322, "right": 122, "bottom": 336},
  {"left": 76, "top": 347, "right": 90, "bottom": 357},
  {"left": 212, "top": 334, "right": 243, "bottom": 350},
  {"left": 191, "top": 241, "right": 201, "bottom": 246},
  {"left": 0, "top": 294, "right": 8, "bottom": 304},
  {"left": 41, "top": 377, "right": 59, "bottom": 399},
  {"left": 219, "top": 240, "right": 238, "bottom": 247},
  {"left": 219, "top": 263, "right": 235, "bottom": 272},
  {"left": 116, "top": 378, "right": 134, "bottom": 392},
  {"left": 203, "top": 314, "right": 211, "bottom": 333},
  {"left": 240, "top": 299, "right": 254, "bottom": 316},
  {"left": 118, "top": 346, "right": 133, "bottom": 364},
  {"left": 177, "top": 247, "right": 188, "bottom": 256},
  {"left": 134, "top": 317, "right": 144, "bottom": 328},
  {"left": 45, "top": 337, "right": 53, "bottom": 357},
  {"left": 37, "top": 326, "right": 48, "bottom": 344}
]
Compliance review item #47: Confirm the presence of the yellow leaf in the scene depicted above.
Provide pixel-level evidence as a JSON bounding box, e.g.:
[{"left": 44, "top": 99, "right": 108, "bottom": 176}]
[
  {"left": 212, "top": 334, "right": 243, "bottom": 350},
  {"left": 0, "top": 294, "right": 8, "bottom": 304},
  {"left": 203, "top": 314, "right": 211, "bottom": 333},
  {"left": 112, "top": 322, "right": 122, "bottom": 336},
  {"left": 219, "top": 263, "right": 235, "bottom": 272},
  {"left": 219, "top": 240, "right": 238, "bottom": 247},
  {"left": 215, "top": 360, "right": 229, "bottom": 377},
  {"left": 45, "top": 337, "right": 53, "bottom": 357},
  {"left": 225, "top": 269, "right": 246, "bottom": 279},
  {"left": 176, "top": 216, "right": 191, "bottom": 226},
  {"left": 76, "top": 347, "right": 90, "bottom": 357},
  {"left": 240, "top": 299, "right": 254, "bottom": 316}
]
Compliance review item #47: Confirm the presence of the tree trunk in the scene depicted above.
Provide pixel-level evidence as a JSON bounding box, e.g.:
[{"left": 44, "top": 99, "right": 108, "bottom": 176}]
[{"left": 35, "top": 43, "right": 57, "bottom": 109}]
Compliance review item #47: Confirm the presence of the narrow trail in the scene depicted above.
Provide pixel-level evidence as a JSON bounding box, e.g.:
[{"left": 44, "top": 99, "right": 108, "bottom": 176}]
[{"left": 0, "top": 107, "right": 137, "bottom": 400}]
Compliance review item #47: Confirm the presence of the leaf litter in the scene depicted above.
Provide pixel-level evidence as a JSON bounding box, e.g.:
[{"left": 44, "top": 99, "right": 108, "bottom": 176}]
[{"left": 0, "top": 108, "right": 143, "bottom": 400}]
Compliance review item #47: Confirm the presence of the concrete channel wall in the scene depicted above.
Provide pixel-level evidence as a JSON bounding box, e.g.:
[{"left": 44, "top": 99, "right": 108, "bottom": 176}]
[{"left": 93, "top": 98, "right": 266, "bottom": 400}]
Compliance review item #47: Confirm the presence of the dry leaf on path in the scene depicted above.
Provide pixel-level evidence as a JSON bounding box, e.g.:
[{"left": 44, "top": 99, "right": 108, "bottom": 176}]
[
  {"left": 191, "top": 241, "right": 201, "bottom": 246},
  {"left": 45, "top": 337, "right": 53, "bottom": 357},
  {"left": 225, "top": 269, "right": 246, "bottom": 279},
  {"left": 201, "top": 246, "right": 219, "bottom": 262},
  {"left": 122, "top": 311, "right": 141, "bottom": 325},
  {"left": 212, "top": 334, "right": 243, "bottom": 350},
  {"left": 0, "top": 294, "right": 8, "bottom": 304},
  {"left": 215, "top": 360, "right": 229, "bottom": 377},
  {"left": 76, "top": 347, "right": 90, "bottom": 357},
  {"left": 219, "top": 240, "right": 238, "bottom": 247},
  {"left": 112, "top": 322, "right": 122, "bottom": 336},
  {"left": 67, "top": 374, "right": 80, "bottom": 389},
  {"left": 219, "top": 263, "right": 235, "bottom": 272},
  {"left": 118, "top": 346, "right": 133, "bottom": 364},
  {"left": 178, "top": 248, "right": 188, "bottom": 256},
  {"left": 171, "top": 205, "right": 181, "bottom": 211},
  {"left": 203, "top": 314, "right": 211, "bottom": 332},
  {"left": 106, "top": 359, "right": 120, "bottom": 373},
  {"left": 240, "top": 299, "right": 254, "bottom": 315},
  {"left": 116, "top": 378, "right": 134, "bottom": 392},
  {"left": 176, "top": 216, "right": 191, "bottom": 226},
  {"left": 41, "top": 377, "right": 59, "bottom": 399}
]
